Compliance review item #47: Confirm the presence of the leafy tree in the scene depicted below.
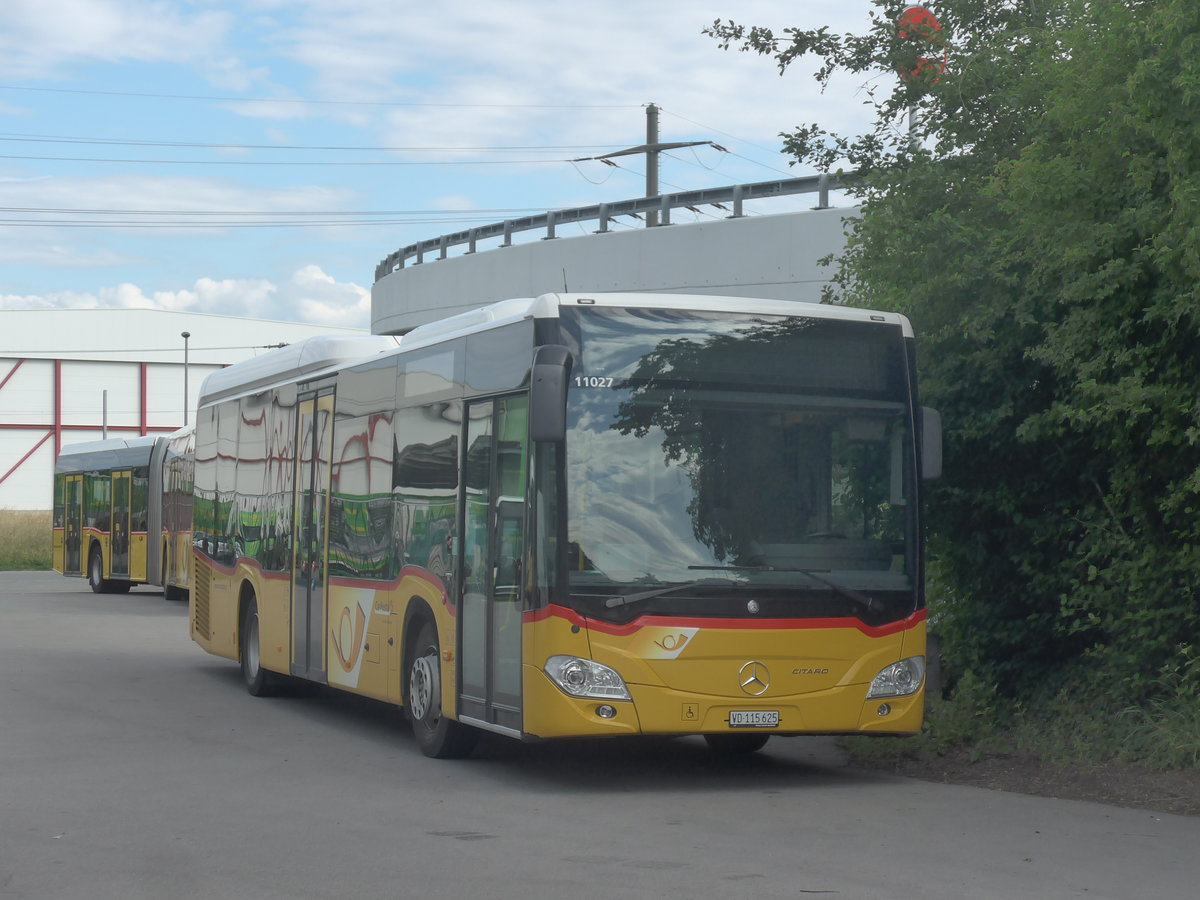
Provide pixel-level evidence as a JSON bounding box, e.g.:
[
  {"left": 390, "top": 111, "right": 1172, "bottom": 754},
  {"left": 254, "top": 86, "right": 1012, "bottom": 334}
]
[{"left": 709, "top": 0, "right": 1200, "bottom": 696}]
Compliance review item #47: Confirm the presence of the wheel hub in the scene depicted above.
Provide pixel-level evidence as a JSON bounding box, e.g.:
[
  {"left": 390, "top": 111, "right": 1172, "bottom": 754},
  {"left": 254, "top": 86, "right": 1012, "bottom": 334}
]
[{"left": 410, "top": 653, "right": 440, "bottom": 722}]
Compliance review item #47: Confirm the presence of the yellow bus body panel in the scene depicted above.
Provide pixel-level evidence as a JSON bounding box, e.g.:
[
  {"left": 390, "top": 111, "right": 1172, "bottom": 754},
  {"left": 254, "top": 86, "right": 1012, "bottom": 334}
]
[
  {"left": 190, "top": 555, "right": 238, "bottom": 662},
  {"left": 129, "top": 532, "right": 148, "bottom": 582},
  {"left": 192, "top": 560, "right": 458, "bottom": 712},
  {"left": 255, "top": 570, "right": 292, "bottom": 675},
  {"left": 51, "top": 528, "right": 64, "bottom": 574},
  {"left": 322, "top": 569, "right": 457, "bottom": 712},
  {"left": 521, "top": 606, "right": 926, "bottom": 739},
  {"left": 190, "top": 554, "right": 926, "bottom": 741}
]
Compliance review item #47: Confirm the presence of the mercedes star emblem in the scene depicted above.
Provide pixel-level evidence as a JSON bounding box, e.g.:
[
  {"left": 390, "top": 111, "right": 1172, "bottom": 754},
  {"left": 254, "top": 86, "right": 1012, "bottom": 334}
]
[{"left": 738, "top": 661, "right": 770, "bottom": 696}]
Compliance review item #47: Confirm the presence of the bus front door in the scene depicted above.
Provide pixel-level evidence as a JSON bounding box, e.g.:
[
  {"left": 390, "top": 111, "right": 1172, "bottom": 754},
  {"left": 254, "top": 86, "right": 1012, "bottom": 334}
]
[
  {"left": 64, "top": 475, "right": 84, "bottom": 575},
  {"left": 459, "top": 396, "right": 528, "bottom": 734},
  {"left": 291, "top": 390, "right": 334, "bottom": 683}
]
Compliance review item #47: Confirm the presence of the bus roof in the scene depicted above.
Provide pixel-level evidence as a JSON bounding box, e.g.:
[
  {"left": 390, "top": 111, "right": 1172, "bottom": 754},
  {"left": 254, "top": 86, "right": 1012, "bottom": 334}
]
[
  {"left": 55, "top": 435, "right": 159, "bottom": 475},
  {"left": 198, "top": 294, "right": 914, "bottom": 405},
  {"left": 198, "top": 334, "right": 399, "bottom": 407},
  {"left": 398, "top": 293, "right": 915, "bottom": 350}
]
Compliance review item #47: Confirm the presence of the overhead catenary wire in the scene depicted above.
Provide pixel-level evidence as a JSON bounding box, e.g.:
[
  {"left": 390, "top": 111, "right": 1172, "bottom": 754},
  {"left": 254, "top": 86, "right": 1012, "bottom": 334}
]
[
  {"left": 0, "top": 205, "right": 546, "bottom": 216},
  {"left": 0, "top": 218, "right": 514, "bottom": 228},
  {"left": 657, "top": 106, "right": 798, "bottom": 177},
  {"left": 0, "top": 83, "right": 641, "bottom": 109},
  {"left": 0, "top": 132, "right": 629, "bottom": 153},
  {"left": 571, "top": 158, "right": 736, "bottom": 225},
  {"left": 0, "top": 154, "right": 571, "bottom": 166},
  {"left": 0, "top": 90, "right": 823, "bottom": 234}
]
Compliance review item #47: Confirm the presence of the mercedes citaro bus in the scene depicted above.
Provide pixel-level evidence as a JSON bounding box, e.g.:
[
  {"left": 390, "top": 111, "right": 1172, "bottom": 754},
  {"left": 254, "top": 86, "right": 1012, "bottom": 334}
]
[{"left": 187, "top": 292, "right": 941, "bottom": 758}]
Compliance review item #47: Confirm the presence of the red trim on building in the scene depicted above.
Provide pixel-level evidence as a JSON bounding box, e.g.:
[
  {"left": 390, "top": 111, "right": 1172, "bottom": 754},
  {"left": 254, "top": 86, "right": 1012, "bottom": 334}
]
[
  {"left": 0, "top": 359, "right": 24, "bottom": 393},
  {"left": 0, "top": 431, "right": 53, "bottom": 487}
]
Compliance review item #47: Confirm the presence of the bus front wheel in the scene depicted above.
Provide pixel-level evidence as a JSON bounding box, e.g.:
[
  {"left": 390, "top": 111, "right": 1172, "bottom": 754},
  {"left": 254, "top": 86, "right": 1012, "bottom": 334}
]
[{"left": 407, "top": 620, "right": 478, "bottom": 759}]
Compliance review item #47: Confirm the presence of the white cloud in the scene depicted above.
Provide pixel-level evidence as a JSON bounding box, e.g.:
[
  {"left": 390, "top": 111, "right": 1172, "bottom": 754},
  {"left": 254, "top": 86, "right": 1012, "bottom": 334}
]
[
  {"left": 0, "top": 265, "right": 371, "bottom": 328},
  {"left": 432, "top": 195, "right": 481, "bottom": 212},
  {"left": 250, "top": 0, "right": 879, "bottom": 157},
  {"left": 0, "top": 0, "right": 236, "bottom": 79},
  {"left": 288, "top": 264, "right": 370, "bottom": 326}
]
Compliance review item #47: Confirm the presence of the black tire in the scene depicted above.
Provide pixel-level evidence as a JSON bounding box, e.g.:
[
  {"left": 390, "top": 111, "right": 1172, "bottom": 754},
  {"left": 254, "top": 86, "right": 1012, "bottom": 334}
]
[
  {"left": 407, "top": 620, "right": 478, "bottom": 759},
  {"left": 239, "top": 595, "right": 277, "bottom": 697},
  {"left": 109, "top": 580, "right": 132, "bottom": 594},
  {"left": 87, "top": 546, "right": 108, "bottom": 594},
  {"left": 704, "top": 733, "right": 771, "bottom": 755}
]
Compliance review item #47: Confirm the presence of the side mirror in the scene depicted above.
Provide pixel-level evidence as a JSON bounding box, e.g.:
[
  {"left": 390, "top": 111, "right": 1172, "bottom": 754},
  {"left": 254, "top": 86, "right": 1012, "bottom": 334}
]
[
  {"left": 921, "top": 407, "right": 943, "bottom": 480},
  {"left": 529, "top": 345, "right": 573, "bottom": 443}
]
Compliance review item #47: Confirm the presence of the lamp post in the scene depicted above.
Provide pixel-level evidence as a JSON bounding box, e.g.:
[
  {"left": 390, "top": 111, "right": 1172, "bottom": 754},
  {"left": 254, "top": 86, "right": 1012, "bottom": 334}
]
[{"left": 181, "top": 331, "right": 191, "bottom": 426}]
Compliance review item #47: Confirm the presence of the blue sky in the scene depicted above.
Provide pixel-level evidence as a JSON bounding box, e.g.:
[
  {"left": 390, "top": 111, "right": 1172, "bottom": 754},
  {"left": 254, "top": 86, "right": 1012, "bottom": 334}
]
[{"left": 0, "top": 0, "right": 885, "bottom": 330}]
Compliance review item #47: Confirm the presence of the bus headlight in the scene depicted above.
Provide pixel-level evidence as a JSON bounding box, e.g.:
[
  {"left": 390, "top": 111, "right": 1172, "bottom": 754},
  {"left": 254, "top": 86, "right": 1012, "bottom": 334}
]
[
  {"left": 866, "top": 656, "right": 925, "bottom": 699},
  {"left": 544, "top": 655, "right": 631, "bottom": 700}
]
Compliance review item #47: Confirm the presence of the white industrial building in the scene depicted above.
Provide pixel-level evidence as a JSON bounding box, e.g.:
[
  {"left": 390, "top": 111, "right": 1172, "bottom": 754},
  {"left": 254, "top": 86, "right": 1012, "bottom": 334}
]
[{"left": 1, "top": 309, "right": 365, "bottom": 510}]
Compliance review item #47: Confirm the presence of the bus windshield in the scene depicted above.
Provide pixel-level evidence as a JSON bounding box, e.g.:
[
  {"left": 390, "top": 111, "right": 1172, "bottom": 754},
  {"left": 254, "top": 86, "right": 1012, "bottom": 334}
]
[{"left": 560, "top": 306, "right": 917, "bottom": 622}]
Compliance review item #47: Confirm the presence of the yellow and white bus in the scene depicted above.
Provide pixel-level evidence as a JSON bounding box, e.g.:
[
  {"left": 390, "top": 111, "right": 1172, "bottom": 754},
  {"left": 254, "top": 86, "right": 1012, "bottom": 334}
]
[
  {"left": 189, "top": 293, "right": 941, "bottom": 757},
  {"left": 52, "top": 428, "right": 194, "bottom": 598}
]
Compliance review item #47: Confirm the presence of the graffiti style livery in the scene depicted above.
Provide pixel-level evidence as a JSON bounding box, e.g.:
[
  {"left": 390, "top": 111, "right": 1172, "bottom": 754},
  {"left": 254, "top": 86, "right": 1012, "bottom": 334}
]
[
  {"left": 189, "top": 293, "right": 941, "bottom": 757},
  {"left": 52, "top": 429, "right": 194, "bottom": 599}
]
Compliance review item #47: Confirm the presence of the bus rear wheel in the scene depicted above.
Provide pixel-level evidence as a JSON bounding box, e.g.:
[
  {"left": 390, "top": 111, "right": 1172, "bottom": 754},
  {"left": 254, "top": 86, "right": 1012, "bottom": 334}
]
[
  {"left": 407, "top": 620, "right": 478, "bottom": 759},
  {"left": 239, "top": 595, "right": 277, "bottom": 697},
  {"left": 87, "top": 546, "right": 108, "bottom": 594}
]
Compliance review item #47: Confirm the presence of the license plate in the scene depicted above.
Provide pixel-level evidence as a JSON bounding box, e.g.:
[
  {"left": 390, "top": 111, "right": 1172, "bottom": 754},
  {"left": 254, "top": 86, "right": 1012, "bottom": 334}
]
[{"left": 728, "top": 710, "right": 779, "bottom": 728}]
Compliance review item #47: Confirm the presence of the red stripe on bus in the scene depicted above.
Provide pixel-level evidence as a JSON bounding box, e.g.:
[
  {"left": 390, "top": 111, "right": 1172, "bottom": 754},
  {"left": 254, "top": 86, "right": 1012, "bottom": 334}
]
[{"left": 526, "top": 604, "right": 926, "bottom": 638}]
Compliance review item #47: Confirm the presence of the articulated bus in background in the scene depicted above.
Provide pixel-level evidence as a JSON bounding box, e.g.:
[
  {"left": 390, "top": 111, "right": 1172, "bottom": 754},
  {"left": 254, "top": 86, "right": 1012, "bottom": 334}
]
[
  {"left": 52, "top": 428, "right": 195, "bottom": 598},
  {"left": 190, "top": 292, "right": 941, "bottom": 758}
]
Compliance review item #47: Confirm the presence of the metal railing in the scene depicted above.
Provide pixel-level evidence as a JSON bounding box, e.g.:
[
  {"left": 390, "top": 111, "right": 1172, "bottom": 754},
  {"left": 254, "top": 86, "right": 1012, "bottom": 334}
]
[{"left": 374, "top": 172, "right": 854, "bottom": 282}]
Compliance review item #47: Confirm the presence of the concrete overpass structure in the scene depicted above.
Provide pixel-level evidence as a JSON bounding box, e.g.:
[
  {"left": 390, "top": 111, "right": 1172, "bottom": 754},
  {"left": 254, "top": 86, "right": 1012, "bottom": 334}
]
[{"left": 372, "top": 175, "right": 858, "bottom": 335}]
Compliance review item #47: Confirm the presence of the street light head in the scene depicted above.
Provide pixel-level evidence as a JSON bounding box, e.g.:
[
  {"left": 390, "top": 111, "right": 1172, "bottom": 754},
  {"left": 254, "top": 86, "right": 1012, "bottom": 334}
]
[{"left": 181, "top": 331, "right": 191, "bottom": 339}]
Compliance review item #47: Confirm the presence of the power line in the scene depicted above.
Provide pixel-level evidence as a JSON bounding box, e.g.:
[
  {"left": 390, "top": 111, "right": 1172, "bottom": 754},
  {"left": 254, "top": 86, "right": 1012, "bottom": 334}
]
[
  {"left": 0, "top": 217, "right": 510, "bottom": 228},
  {"left": 0, "top": 153, "right": 568, "bottom": 167},
  {"left": 0, "top": 222, "right": 488, "bottom": 229},
  {"left": 0, "top": 205, "right": 544, "bottom": 216},
  {"left": 0, "top": 131, "right": 627, "bottom": 153},
  {"left": 657, "top": 106, "right": 796, "bottom": 177},
  {"left": 657, "top": 106, "right": 784, "bottom": 157},
  {"left": 0, "top": 83, "right": 641, "bottom": 109}
]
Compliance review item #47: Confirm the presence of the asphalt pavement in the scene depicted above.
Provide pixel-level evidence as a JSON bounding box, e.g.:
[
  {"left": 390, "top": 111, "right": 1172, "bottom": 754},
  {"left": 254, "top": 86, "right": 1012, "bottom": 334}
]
[{"left": 2, "top": 570, "right": 1198, "bottom": 900}]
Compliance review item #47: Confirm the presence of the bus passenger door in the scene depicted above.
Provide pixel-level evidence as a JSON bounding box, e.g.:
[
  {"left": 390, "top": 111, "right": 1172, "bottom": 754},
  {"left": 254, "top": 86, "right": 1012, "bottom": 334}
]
[
  {"left": 291, "top": 390, "right": 334, "bottom": 682},
  {"left": 110, "top": 470, "right": 131, "bottom": 578},
  {"left": 459, "top": 396, "right": 528, "bottom": 734},
  {"left": 64, "top": 475, "right": 84, "bottom": 575}
]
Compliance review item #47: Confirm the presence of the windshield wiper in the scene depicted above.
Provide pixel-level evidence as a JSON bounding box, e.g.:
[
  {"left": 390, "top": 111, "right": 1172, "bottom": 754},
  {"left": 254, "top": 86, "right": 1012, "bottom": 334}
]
[
  {"left": 605, "top": 578, "right": 739, "bottom": 609},
  {"left": 688, "top": 564, "right": 882, "bottom": 613}
]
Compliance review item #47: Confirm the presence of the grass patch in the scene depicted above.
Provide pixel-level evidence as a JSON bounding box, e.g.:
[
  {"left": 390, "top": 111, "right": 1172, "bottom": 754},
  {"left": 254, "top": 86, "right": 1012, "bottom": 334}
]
[
  {"left": 0, "top": 510, "right": 52, "bottom": 570},
  {"left": 842, "top": 656, "right": 1200, "bottom": 773}
]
